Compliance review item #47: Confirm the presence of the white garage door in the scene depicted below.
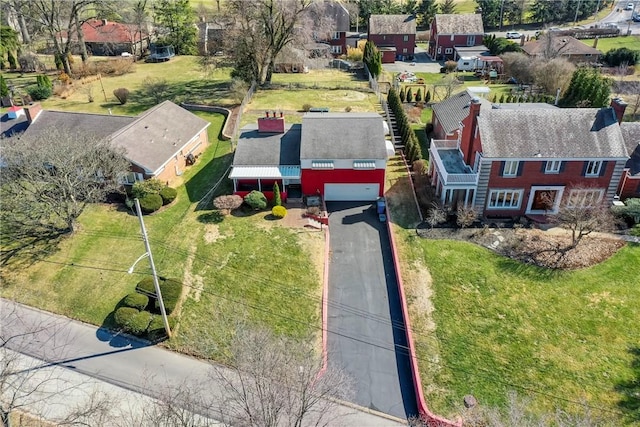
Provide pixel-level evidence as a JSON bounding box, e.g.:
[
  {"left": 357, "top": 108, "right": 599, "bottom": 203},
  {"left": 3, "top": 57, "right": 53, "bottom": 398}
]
[{"left": 324, "top": 183, "right": 380, "bottom": 201}]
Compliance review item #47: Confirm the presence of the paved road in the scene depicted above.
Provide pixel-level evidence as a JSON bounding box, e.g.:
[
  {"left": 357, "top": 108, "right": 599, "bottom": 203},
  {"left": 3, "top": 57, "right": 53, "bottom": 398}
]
[
  {"left": 326, "top": 202, "right": 418, "bottom": 420},
  {"left": 0, "top": 299, "right": 405, "bottom": 426}
]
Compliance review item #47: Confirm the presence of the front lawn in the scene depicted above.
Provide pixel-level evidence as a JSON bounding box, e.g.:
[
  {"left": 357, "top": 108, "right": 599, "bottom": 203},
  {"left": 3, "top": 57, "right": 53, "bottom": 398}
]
[
  {"left": 581, "top": 35, "right": 640, "bottom": 53},
  {"left": 396, "top": 234, "right": 640, "bottom": 424},
  {"left": 1, "top": 112, "right": 322, "bottom": 361}
]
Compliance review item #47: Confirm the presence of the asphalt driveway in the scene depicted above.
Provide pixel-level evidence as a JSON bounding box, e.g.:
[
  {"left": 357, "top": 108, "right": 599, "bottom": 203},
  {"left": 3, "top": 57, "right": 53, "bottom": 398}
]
[{"left": 327, "top": 201, "right": 418, "bottom": 419}]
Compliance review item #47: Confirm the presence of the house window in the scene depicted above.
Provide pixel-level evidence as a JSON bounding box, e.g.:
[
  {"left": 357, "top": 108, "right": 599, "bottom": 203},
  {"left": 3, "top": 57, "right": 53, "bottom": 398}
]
[
  {"left": 311, "top": 160, "right": 334, "bottom": 169},
  {"left": 445, "top": 48, "right": 453, "bottom": 54},
  {"left": 503, "top": 160, "right": 519, "bottom": 177},
  {"left": 121, "top": 172, "right": 143, "bottom": 185},
  {"left": 403, "top": 48, "right": 407, "bottom": 53},
  {"left": 403, "top": 35, "right": 409, "bottom": 41},
  {"left": 331, "top": 45, "right": 342, "bottom": 54},
  {"left": 332, "top": 31, "right": 340, "bottom": 40},
  {"left": 466, "top": 35, "right": 476, "bottom": 46},
  {"left": 545, "top": 160, "right": 562, "bottom": 174},
  {"left": 450, "top": 34, "right": 454, "bottom": 41},
  {"left": 567, "top": 189, "right": 604, "bottom": 208},
  {"left": 437, "top": 47, "right": 442, "bottom": 54},
  {"left": 585, "top": 54, "right": 592, "bottom": 57},
  {"left": 383, "top": 35, "right": 386, "bottom": 40},
  {"left": 527, "top": 186, "right": 564, "bottom": 214},
  {"left": 353, "top": 160, "right": 376, "bottom": 169},
  {"left": 585, "top": 160, "right": 602, "bottom": 177},
  {"left": 488, "top": 189, "right": 523, "bottom": 209}
]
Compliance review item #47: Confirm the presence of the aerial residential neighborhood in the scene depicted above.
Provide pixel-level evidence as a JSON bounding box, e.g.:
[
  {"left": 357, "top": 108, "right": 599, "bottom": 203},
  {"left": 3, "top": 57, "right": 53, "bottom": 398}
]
[{"left": 1, "top": 0, "right": 639, "bottom": 426}]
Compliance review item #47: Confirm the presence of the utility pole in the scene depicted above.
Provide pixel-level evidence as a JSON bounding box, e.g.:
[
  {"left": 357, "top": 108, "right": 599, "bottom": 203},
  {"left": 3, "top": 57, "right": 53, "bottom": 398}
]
[
  {"left": 499, "top": 0, "right": 505, "bottom": 31},
  {"left": 133, "top": 198, "right": 172, "bottom": 338},
  {"left": 574, "top": 0, "right": 583, "bottom": 25}
]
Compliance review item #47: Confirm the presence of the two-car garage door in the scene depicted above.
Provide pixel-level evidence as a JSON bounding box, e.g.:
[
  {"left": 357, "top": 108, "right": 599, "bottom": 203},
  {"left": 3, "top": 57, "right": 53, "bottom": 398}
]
[{"left": 324, "top": 183, "right": 380, "bottom": 201}]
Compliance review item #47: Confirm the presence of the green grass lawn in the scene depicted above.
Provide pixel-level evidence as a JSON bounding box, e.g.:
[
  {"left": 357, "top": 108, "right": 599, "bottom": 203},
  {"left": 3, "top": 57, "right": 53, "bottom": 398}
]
[
  {"left": 1, "top": 112, "right": 321, "bottom": 361},
  {"left": 581, "top": 35, "right": 640, "bottom": 53},
  {"left": 396, "top": 234, "right": 640, "bottom": 424}
]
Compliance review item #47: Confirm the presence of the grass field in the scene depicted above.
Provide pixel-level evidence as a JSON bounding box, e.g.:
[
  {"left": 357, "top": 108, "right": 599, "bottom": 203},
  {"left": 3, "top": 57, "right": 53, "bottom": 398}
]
[
  {"left": 1, "top": 112, "right": 322, "bottom": 361},
  {"left": 582, "top": 35, "right": 640, "bottom": 53},
  {"left": 395, "top": 234, "right": 640, "bottom": 424}
]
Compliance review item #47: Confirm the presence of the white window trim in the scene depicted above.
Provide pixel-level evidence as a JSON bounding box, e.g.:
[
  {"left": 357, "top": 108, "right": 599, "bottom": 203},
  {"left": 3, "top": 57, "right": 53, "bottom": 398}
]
[
  {"left": 487, "top": 189, "right": 524, "bottom": 209},
  {"left": 545, "top": 160, "right": 562, "bottom": 174},
  {"left": 331, "top": 45, "right": 342, "bottom": 54},
  {"left": 526, "top": 185, "right": 565, "bottom": 215},
  {"left": 445, "top": 47, "right": 453, "bottom": 54},
  {"left": 567, "top": 188, "right": 604, "bottom": 208},
  {"left": 503, "top": 160, "right": 519, "bottom": 177},
  {"left": 121, "top": 172, "right": 143, "bottom": 185},
  {"left": 403, "top": 35, "right": 409, "bottom": 41},
  {"left": 437, "top": 47, "right": 442, "bottom": 54},
  {"left": 332, "top": 31, "right": 340, "bottom": 40},
  {"left": 585, "top": 160, "right": 602, "bottom": 177},
  {"left": 311, "top": 160, "right": 334, "bottom": 170},
  {"left": 402, "top": 48, "right": 407, "bottom": 53}
]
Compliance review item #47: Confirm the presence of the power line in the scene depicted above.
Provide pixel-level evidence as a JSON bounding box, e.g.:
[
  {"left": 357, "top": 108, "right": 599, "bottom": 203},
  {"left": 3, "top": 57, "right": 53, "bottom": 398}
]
[{"left": 32, "top": 257, "right": 630, "bottom": 419}]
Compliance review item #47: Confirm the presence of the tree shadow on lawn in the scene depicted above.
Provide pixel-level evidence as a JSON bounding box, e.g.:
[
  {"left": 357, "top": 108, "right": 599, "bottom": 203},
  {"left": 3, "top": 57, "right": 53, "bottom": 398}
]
[
  {"left": 616, "top": 346, "right": 640, "bottom": 423},
  {"left": 0, "top": 228, "right": 67, "bottom": 269},
  {"left": 185, "top": 152, "right": 233, "bottom": 204},
  {"left": 128, "top": 79, "right": 232, "bottom": 110}
]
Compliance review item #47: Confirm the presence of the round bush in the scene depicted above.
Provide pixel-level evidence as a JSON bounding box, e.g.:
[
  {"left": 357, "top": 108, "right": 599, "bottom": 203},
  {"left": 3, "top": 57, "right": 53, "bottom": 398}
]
[
  {"left": 128, "top": 311, "right": 152, "bottom": 336},
  {"left": 147, "top": 314, "right": 178, "bottom": 341},
  {"left": 132, "top": 178, "right": 165, "bottom": 199},
  {"left": 159, "top": 186, "right": 177, "bottom": 205},
  {"left": 27, "top": 84, "right": 52, "bottom": 100},
  {"left": 272, "top": 205, "right": 287, "bottom": 218},
  {"left": 114, "top": 307, "right": 139, "bottom": 330},
  {"left": 139, "top": 193, "right": 163, "bottom": 214},
  {"left": 244, "top": 190, "right": 267, "bottom": 210},
  {"left": 122, "top": 292, "right": 149, "bottom": 310}
]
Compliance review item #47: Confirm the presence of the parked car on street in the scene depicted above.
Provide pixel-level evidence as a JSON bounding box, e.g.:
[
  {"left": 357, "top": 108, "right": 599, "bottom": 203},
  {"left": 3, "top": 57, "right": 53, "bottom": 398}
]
[
  {"left": 506, "top": 31, "right": 522, "bottom": 39},
  {"left": 625, "top": 2, "right": 634, "bottom": 11}
]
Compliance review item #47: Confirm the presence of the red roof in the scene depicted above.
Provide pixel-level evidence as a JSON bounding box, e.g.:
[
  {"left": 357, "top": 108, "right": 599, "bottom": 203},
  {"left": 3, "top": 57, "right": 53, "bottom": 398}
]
[
  {"left": 8, "top": 106, "right": 23, "bottom": 112},
  {"left": 80, "top": 19, "right": 147, "bottom": 44}
]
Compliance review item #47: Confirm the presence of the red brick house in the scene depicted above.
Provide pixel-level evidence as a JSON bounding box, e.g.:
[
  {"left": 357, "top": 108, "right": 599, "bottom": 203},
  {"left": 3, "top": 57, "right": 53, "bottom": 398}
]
[
  {"left": 428, "top": 14, "right": 484, "bottom": 60},
  {"left": 619, "top": 121, "right": 640, "bottom": 199},
  {"left": 306, "top": 0, "right": 351, "bottom": 57},
  {"left": 368, "top": 14, "right": 417, "bottom": 63},
  {"left": 230, "top": 112, "right": 389, "bottom": 202},
  {"left": 18, "top": 101, "right": 210, "bottom": 186},
  {"left": 428, "top": 98, "right": 630, "bottom": 219}
]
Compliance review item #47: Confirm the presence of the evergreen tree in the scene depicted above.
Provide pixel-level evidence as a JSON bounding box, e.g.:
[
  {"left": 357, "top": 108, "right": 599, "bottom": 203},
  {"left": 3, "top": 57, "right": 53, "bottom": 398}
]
[
  {"left": 153, "top": 0, "right": 198, "bottom": 55},
  {"left": 406, "top": 88, "right": 413, "bottom": 103},
  {"left": 425, "top": 90, "right": 431, "bottom": 103},
  {"left": 560, "top": 68, "right": 611, "bottom": 108},
  {"left": 0, "top": 75, "right": 8, "bottom": 97},
  {"left": 415, "top": 88, "right": 422, "bottom": 102},
  {"left": 499, "top": 93, "right": 506, "bottom": 103},
  {"left": 439, "top": 0, "right": 457, "bottom": 14},
  {"left": 273, "top": 182, "right": 282, "bottom": 206},
  {"left": 399, "top": 87, "right": 406, "bottom": 102}
]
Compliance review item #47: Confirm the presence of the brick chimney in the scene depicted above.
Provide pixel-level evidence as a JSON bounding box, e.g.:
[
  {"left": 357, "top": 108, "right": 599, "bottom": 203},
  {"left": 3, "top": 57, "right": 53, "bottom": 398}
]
[
  {"left": 611, "top": 97, "right": 627, "bottom": 124},
  {"left": 24, "top": 103, "right": 43, "bottom": 124},
  {"left": 257, "top": 111, "right": 285, "bottom": 133},
  {"left": 462, "top": 97, "right": 482, "bottom": 165}
]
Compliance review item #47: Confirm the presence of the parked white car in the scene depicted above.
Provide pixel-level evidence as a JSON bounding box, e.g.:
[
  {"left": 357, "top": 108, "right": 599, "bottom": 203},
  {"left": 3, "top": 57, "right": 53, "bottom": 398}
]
[
  {"left": 625, "top": 3, "right": 634, "bottom": 11},
  {"left": 505, "top": 31, "right": 522, "bottom": 39}
]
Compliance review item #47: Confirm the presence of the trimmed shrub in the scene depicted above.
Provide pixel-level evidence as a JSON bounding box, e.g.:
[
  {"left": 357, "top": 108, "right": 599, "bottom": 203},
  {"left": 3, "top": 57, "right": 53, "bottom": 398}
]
[
  {"left": 139, "top": 193, "right": 163, "bottom": 214},
  {"left": 132, "top": 178, "right": 165, "bottom": 199},
  {"left": 273, "top": 182, "right": 282, "bottom": 206},
  {"left": 159, "top": 186, "right": 177, "bottom": 205},
  {"left": 123, "top": 292, "right": 149, "bottom": 310},
  {"left": 244, "top": 190, "right": 267, "bottom": 210},
  {"left": 406, "top": 88, "right": 413, "bottom": 103},
  {"left": 302, "top": 103, "right": 312, "bottom": 112},
  {"left": 114, "top": 307, "right": 139, "bottom": 331},
  {"left": 272, "top": 205, "right": 287, "bottom": 218},
  {"left": 113, "top": 87, "right": 130, "bottom": 104},
  {"left": 213, "top": 194, "right": 243, "bottom": 214},
  {"left": 135, "top": 277, "right": 183, "bottom": 315},
  {"left": 27, "top": 84, "right": 52, "bottom": 100},
  {"left": 128, "top": 311, "right": 152, "bottom": 336},
  {"left": 147, "top": 315, "right": 178, "bottom": 341},
  {"left": 0, "top": 75, "right": 8, "bottom": 97}
]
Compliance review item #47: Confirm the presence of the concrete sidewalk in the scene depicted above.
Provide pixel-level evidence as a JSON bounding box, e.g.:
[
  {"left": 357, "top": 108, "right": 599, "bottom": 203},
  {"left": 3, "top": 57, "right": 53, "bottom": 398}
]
[{"left": 1, "top": 299, "right": 405, "bottom": 426}]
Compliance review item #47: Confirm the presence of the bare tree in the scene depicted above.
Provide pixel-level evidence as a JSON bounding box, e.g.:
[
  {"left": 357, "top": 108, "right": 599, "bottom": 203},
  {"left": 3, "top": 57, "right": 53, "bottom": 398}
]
[
  {"left": 211, "top": 327, "right": 353, "bottom": 427},
  {"left": 551, "top": 189, "right": 617, "bottom": 249},
  {"left": 225, "top": 0, "right": 312, "bottom": 85},
  {"left": 0, "top": 128, "right": 130, "bottom": 238},
  {"left": 532, "top": 56, "right": 575, "bottom": 96}
]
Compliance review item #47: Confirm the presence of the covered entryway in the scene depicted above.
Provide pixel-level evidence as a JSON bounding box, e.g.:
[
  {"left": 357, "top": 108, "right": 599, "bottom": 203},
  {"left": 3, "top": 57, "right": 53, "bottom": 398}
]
[{"left": 324, "top": 183, "right": 380, "bottom": 201}]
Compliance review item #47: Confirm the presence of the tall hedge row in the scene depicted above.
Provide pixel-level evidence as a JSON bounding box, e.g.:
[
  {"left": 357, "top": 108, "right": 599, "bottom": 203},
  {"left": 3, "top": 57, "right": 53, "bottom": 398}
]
[{"left": 387, "top": 88, "right": 423, "bottom": 163}]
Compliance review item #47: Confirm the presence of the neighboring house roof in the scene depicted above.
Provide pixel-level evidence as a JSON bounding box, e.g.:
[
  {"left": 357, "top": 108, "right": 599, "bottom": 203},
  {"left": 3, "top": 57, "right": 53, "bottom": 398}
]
[
  {"left": 492, "top": 103, "right": 558, "bottom": 110},
  {"left": 22, "top": 110, "right": 136, "bottom": 141},
  {"left": 478, "top": 108, "right": 628, "bottom": 159},
  {"left": 300, "top": 113, "right": 386, "bottom": 160},
  {"left": 81, "top": 19, "right": 146, "bottom": 44},
  {"left": 434, "top": 14, "right": 484, "bottom": 35},
  {"left": 432, "top": 90, "right": 492, "bottom": 134},
  {"left": 306, "top": 0, "right": 350, "bottom": 32},
  {"left": 233, "top": 124, "right": 302, "bottom": 166},
  {"left": 621, "top": 122, "right": 640, "bottom": 175},
  {"left": 1, "top": 113, "right": 30, "bottom": 138},
  {"left": 522, "top": 34, "right": 602, "bottom": 57},
  {"left": 108, "top": 101, "right": 210, "bottom": 174},
  {"left": 369, "top": 14, "right": 416, "bottom": 35}
]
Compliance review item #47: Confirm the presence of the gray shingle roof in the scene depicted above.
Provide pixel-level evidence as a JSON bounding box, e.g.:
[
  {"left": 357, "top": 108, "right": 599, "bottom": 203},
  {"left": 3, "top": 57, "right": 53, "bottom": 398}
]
[
  {"left": 369, "top": 14, "right": 416, "bottom": 35},
  {"left": 108, "top": 101, "right": 210, "bottom": 173},
  {"left": 478, "top": 108, "right": 628, "bottom": 159},
  {"left": 522, "top": 34, "right": 602, "bottom": 57},
  {"left": 22, "top": 110, "right": 135, "bottom": 141},
  {"left": 306, "top": 1, "right": 350, "bottom": 32},
  {"left": 233, "top": 124, "right": 301, "bottom": 166},
  {"left": 621, "top": 122, "right": 640, "bottom": 176},
  {"left": 300, "top": 113, "right": 386, "bottom": 159},
  {"left": 432, "top": 90, "right": 491, "bottom": 135},
  {"left": 434, "top": 14, "right": 484, "bottom": 35}
]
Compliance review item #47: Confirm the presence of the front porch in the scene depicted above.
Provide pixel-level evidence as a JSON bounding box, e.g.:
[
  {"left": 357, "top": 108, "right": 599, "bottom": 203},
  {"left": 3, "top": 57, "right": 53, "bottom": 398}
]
[
  {"left": 229, "top": 165, "right": 301, "bottom": 202},
  {"left": 428, "top": 139, "right": 478, "bottom": 208}
]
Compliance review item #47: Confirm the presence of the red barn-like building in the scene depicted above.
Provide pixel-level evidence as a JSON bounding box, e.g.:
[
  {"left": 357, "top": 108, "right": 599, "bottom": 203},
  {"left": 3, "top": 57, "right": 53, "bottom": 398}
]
[
  {"left": 368, "top": 14, "right": 417, "bottom": 63},
  {"left": 429, "top": 14, "right": 484, "bottom": 60}
]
